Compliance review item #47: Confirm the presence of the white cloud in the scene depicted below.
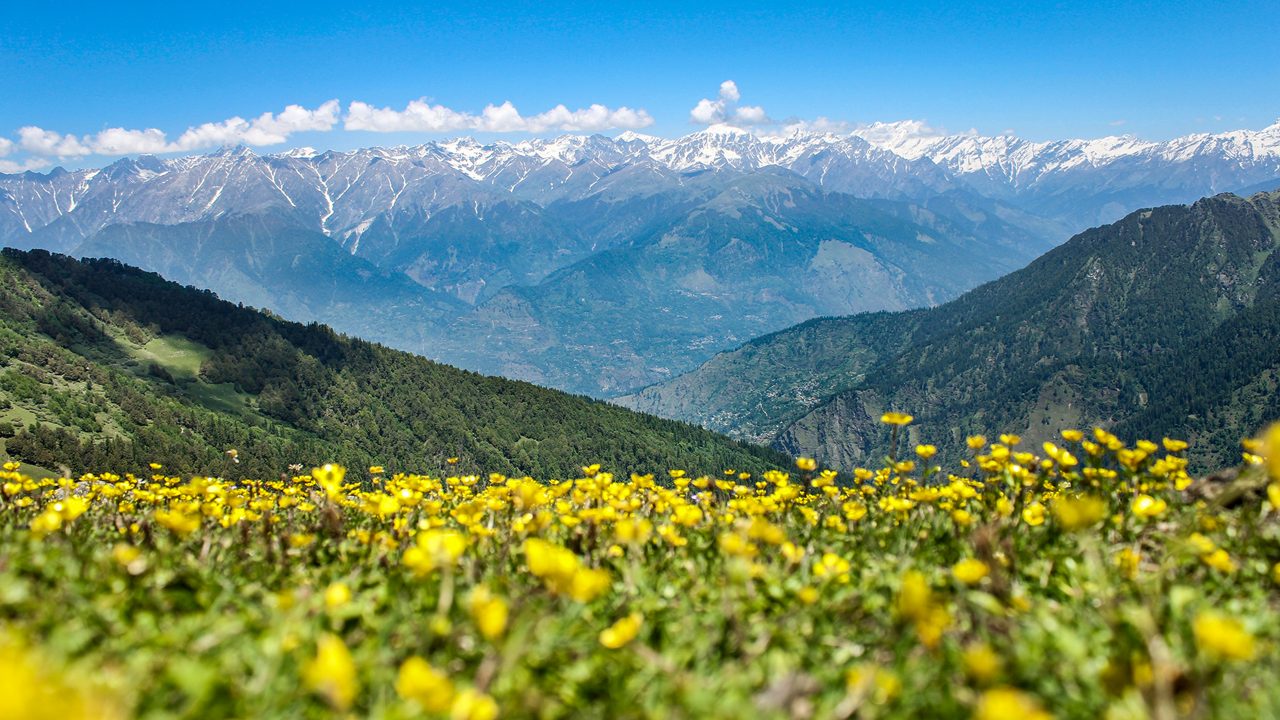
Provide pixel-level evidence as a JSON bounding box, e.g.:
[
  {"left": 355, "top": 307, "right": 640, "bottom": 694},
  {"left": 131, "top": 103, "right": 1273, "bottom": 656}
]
[
  {"left": 0, "top": 157, "right": 52, "bottom": 173},
  {"left": 733, "top": 105, "right": 768, "bottom": 125},
  {"left": 345, "top": 98, "right": 653, "bottom": 134},
  {"left": 689, "top": 98, "right": 723, "bottom": 125},
  {"left": 12, "top": 100, "right": 342, "bottom": 159},
  {"left": 2, "top": 96, "right": 653, "bottom": 166},
  {"left": 718, "top": 80, "right": 740, "bottom": 103},
  {"left": 91, "top": 127, "right": 171, "bottom": 155},
  {"left": 18, "top": 127, "right": 93, "bottom": 157},
  {"left": 173, "top": 100, "right": 341, "bottom": 150},
  {"left": 688, "top": 80, "right": 771, "bottom": 126},
  {"left": 517, "top": 103, "right": 654, "bottom": 133},
  {"left": 345, "top": 99, "right": 474, "bottom": 133},
  {"left": 478, "top": 101, "right": 526, "bottom": 132}
]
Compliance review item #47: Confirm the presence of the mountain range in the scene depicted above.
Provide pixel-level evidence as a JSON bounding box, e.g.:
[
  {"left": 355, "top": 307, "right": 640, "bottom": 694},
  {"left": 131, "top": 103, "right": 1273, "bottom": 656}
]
[
  {"left": 622, "top": 189, "right": 1280, "bottom": 471},
  {"left": 3, "top": 121, "right": 1279, "bottom": 397}
]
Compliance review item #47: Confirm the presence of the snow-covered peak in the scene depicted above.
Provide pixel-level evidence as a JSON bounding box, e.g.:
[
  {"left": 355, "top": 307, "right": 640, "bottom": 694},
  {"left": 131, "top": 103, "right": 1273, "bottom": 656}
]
[
  {"left": 209, "top": 144, "right": 258, "bottom": 159},
  {"left": 615, "top": 130, "right": 660, "bottom": 144},
  {"left": 855, "top": 120, "right": 1280, "bottom": 188},
  {"left": 698, "top": 123, "right": 754, "bottom": 137},
  {"left": 516, "top": 134, "right": 599, "bottom": 164},
  {"left": 851, "top": 120, "right": 953, "bottom": 150},
  {"left": 282, "top": 146, "right": 319, "bottom": 159}
]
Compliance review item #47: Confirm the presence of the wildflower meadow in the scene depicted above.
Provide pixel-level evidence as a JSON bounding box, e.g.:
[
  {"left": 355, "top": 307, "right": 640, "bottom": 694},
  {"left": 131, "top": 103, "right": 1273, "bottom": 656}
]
[{"left": 2, "top": 417, "right": 1279, "bottom": 718}]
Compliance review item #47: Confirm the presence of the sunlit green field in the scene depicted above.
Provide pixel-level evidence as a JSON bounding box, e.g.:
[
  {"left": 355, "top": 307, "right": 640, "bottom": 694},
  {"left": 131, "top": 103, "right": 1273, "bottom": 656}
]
[{"left": 2, "top": 417, "right": 1279, "bottom": 719}]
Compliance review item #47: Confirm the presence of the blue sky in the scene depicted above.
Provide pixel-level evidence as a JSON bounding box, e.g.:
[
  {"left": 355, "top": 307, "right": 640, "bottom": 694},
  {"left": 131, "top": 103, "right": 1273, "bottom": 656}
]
[{"left": 1, "top": 0, "right": 1277, "bottom": 169}]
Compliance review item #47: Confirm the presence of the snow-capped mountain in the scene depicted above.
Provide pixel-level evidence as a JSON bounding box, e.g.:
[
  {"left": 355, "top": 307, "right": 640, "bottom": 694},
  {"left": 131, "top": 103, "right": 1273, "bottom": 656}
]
[
  {"left": 851, "top": 120, "right": 1280, "bottom": 227},
  {"left": 855, "top": 120, "right": 1280, "bottom": 183},
  {"left": 4, "top": 120, "right": 1278, "bottom": 250},
  {"left": 0, "top": 127, "right": 962, "bottom": 249},
  {"left": 2, "top": 121, "right": 1278, "bottom": 397}
]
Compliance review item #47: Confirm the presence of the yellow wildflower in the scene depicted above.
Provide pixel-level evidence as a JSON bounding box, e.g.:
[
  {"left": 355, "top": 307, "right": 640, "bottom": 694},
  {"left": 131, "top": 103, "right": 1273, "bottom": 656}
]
[
  {"left": 952, "top": 558, "right": 990, "bottom": 585},
  {"left": 974, "top": 687, "right": 1052, "bottom": 720},
  {"left": 1259, "top": 422, "right": 1280, "bottom": 481},
  {"left": 112, "top": 543, "right": 141, "bottom": 567},
  {"left": 1201, "top": 548, "right": 1237, "bottom": 574},
  {"left": 303, "top": 634, "right": 358, "bottom": 710},
  {"left": 0, "top": 633, "right": 125, "bottom": 720},
  {"left": 404, "top": 529, "right": 468, "bottom": 576},
  {"left": 599, "top": 613, "right": 644, "bottom": 649},
  {"left": 1051, "top": 495, "right": 1107, "bottom": 531},
  {"left": 1116, "top": 548, "right": 1141, "bottom": 579},
  {"left": 781, "top": 541, "right": 805, "bottom": 563},
  {"left": 963, "top": 643, "right": 1002, "bottom": 685},
  {"left": 569, "top": 568, "right": 612, "bottom": 602},
  {"left": 1130, "top": 495, "right": 1167, "bottom": 520},
  {"left": 451, "top": 688, "right": 499, "bottom": 720},
  {"left": 1193, "top": 612, "right": 1256, "bottom": 661},
  {"left": 815, "top": 552, "right": 852, "bottom": 583},
  {"left": 29, "top": 510, "right": 63, "bottom": 538},
  {"left": 1021, "top": 502, "right": 1046, "bottom": 527},
  {"left": 313, "top": 463, "right": 347, "bottom": 500},
  {"left": 154, "top": 508, "right": 201, "bottom": 537},
  {"left": 896, "top": 571, "right": 932, "bottom": 621},
  {"left": 396, "top": 656, "right": 454, "bottom": 712},
  {"left": 1187, "top": 533, "right": 1216, "bottom": 555},
  {"left": 324, "top": 582, "right": 352, "bottom": 610},
  {"left": 466, "top": 587, "right": 508, "bottom": 641},
  {"left": 615, "top": 517, "right": 653, "bottom": 544}
]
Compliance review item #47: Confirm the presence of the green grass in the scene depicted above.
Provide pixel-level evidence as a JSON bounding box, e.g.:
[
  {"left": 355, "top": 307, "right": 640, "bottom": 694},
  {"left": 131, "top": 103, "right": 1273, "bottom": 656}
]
[
  {"left": 182, "top": 380, "right": 257, "bottom": 417},
  {"left": 123, "top": 335, "right": 213, "bottom": 381},
  {"left": 0, "top": 403, "right": 40, "bottom": 432},
  {"left": 111, "top": 333, "right": 260, "bottom": 418}
]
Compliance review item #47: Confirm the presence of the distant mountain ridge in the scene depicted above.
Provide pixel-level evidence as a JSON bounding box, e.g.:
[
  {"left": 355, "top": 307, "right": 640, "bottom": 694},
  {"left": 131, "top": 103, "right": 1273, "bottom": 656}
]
[
  {"left": 4, "top": 121, "right": 1279, "bottom": 397},
  {"left": 621, "top": 189, "right": 1280, "bottom": 471},
  {"left": 852, "top": 119, "right": 1280, "bottom": 229},
  {"left": 5, "top": 121, "right": 1279, "bottom": 245}
]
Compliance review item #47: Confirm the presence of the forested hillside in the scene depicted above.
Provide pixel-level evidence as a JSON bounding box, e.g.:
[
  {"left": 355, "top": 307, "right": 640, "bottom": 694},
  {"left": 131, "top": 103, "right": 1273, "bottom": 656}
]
[
  {"left": 0, "top": 249, "right": 786, "bottom": 479},
  {"left": 624, "top": 190, "right": 1280, "bottom": 470}
]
